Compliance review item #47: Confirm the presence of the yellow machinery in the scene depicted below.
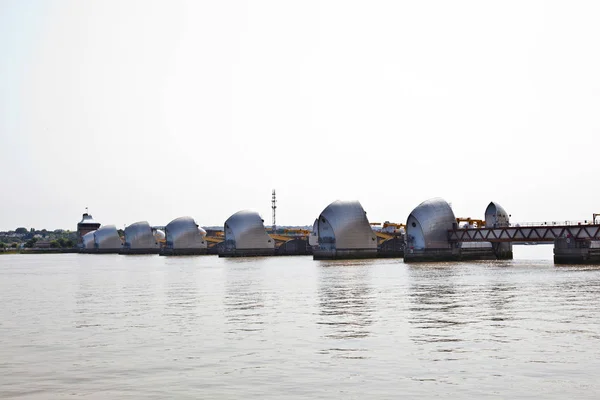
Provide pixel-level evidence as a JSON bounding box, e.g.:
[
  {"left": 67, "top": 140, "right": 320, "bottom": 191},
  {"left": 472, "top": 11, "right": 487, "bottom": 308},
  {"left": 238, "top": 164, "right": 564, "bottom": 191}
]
[
  {"left": 382, "top": 221, "right": 406, "bottom": 230},
  {"left": 375, "top": 231, "right": 393, "bottom": 242},
  {"left": 373, "top": 221, "right": 404, "bottom": 244},
  {"left": 371, "top": 222, "right": 408, "bottom": 230},
  {"left": 283, "top": 228, "right": 311, "bottom": 236},
  {"left": 269, "top": 232, "right": 311, "bottom": 249},
  {"left": 456, "top": 217, "right": 485, "bottom": 228},
  {"left": 204, "top": 235, "right": 224, "bottom": 250},
  {"left": 269, "top": 233, "right": 296, "bottom": 242}
]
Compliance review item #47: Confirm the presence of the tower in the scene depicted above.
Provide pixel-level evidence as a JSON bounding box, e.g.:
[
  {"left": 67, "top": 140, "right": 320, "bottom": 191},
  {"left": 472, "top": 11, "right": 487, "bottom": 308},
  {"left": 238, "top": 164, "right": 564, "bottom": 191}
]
[
  {"left": 271, "top": 189, "right": 277, "bottom": 233},
  {"left": 77, "top": 208, "right": 101, "bottom": 244}
]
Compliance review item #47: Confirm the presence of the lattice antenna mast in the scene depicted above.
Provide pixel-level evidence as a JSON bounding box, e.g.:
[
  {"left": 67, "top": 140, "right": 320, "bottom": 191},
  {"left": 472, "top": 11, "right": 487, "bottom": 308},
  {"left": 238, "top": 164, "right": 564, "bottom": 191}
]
[{"left": 271, "top": 189, "right": 277, "bottom": 233}]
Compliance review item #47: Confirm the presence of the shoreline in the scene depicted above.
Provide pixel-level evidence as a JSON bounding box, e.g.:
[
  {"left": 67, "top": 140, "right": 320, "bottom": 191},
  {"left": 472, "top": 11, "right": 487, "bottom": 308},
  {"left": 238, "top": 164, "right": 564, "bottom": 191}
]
[{"left": 0, "top": 248, "right": 80, "bottom": 254}]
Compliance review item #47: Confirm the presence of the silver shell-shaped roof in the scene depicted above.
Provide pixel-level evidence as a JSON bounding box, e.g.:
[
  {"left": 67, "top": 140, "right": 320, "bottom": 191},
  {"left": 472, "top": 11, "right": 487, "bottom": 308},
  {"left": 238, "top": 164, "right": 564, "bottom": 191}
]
[
  {"left": 224, "top": 210, "right": 274, "bottom": 250},
  {"left": 406, "top": 197, "right": 456, "bottom": 249},
  {"left": 153, "top": 229, "right": 166, "bottom": 241},
  {"left": 78, "top": 213, "right": 100, "bottom": 225},
  {"left": 317, "top": 200, "right": 377, "bottom": 250},
  {"left": 485, "top": 202, "right": 510, "bottom": 227},
  {"left": 124, "top": 221, "right": 159, "bottom": 249},
  {"left": 309, "top": 219, "right": 319, "bottom": 246},
  {"left": 81, "top": 231, "right": 96, "bottom": 249},
  {"left": 94, "top": 225, "right": 123, "bottom": 250},
  {"left": 165, "top": 217, "right": 207, "bottom": 249}
]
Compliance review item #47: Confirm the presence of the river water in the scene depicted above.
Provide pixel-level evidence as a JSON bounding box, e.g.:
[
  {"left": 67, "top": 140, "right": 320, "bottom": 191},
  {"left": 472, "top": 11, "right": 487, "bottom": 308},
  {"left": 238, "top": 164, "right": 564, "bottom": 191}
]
[{"left": 1, "top": 247, "right": 600, "bottom": 399}]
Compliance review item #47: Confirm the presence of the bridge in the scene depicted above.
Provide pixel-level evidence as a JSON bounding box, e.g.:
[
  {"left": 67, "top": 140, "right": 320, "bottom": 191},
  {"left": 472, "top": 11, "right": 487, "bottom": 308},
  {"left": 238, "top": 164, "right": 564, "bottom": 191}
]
[{"left": 448, "top": 222, "right": 600, "bottom": 243}]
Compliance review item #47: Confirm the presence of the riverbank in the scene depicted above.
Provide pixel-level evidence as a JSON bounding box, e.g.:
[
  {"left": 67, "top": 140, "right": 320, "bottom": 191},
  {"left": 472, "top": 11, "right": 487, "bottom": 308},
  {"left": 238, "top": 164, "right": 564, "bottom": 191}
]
[{"left": 0, "top": 248, "right": 79, "bottom": 254}]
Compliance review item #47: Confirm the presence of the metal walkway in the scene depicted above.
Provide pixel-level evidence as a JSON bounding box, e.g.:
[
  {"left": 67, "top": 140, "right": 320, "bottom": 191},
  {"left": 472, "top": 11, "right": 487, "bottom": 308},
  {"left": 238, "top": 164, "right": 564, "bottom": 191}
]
[{"left": 448, "top": 224, "right": 600, "bottom": 243}]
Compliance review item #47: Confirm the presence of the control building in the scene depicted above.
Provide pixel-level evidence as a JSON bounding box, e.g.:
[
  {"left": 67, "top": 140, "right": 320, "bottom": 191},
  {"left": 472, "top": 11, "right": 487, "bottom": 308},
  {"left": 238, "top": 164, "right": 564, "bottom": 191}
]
[{"left": 77, "top": 213, "right": 101, "bottom": 244}]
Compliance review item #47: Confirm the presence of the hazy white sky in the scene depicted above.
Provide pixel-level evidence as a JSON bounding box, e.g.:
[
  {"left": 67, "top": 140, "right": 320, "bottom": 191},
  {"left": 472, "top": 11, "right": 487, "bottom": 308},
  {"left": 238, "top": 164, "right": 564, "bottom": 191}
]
[{"left": 1, "top": 0, "right": 599, "bottom": 231}]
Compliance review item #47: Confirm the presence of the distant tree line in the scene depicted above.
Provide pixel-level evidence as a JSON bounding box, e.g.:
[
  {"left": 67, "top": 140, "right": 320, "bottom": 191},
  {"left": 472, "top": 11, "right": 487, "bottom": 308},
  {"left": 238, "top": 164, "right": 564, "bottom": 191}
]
[
  {"left": 50, "top": 238, "right": 75, "bottom": 248},
  {"left": 0, "top": 227, "right": 78, "bottom": 248}
]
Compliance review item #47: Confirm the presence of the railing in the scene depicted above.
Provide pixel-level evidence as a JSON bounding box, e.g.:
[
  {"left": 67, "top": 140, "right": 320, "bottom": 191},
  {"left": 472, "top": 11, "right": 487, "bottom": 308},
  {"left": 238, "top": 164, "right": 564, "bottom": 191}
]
[
  {"left": 449, "top": 224, "right": 600, "bottom": 243},
  {"left": 507, "top": 220, "right": 598, "bottom": 227}
]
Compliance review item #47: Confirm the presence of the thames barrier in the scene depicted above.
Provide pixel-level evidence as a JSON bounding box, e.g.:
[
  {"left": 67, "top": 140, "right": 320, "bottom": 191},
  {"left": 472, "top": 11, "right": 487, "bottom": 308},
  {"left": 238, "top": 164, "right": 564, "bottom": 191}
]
[{"left": 73, "top": 196, "right": 600, "bottom": 265}]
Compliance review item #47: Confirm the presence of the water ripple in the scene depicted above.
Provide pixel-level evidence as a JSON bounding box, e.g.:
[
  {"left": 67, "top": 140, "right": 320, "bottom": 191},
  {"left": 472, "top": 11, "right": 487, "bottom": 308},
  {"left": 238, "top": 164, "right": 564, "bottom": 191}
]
[{"left": 1, "top": 254, "right": 600, "bottom": 398}]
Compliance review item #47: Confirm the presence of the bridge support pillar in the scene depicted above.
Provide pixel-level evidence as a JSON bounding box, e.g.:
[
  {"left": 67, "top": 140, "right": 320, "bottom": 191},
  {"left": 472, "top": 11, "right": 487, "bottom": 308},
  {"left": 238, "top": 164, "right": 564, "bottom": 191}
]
[
  {"left": 404, "top": 247, "right": 461, "bottom": 263},
  {"left": 553, "top": 237, "right": 600, "bottom": 264},
  {"left": 493, "top": 243, "right": 513, "bottom": 260}
]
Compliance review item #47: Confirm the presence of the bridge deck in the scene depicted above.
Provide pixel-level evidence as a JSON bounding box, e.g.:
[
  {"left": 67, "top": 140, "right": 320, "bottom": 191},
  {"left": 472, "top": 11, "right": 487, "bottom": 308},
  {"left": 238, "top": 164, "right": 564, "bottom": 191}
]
[{"left": 448, "top": 224, "right": 600, "bottom": 243}]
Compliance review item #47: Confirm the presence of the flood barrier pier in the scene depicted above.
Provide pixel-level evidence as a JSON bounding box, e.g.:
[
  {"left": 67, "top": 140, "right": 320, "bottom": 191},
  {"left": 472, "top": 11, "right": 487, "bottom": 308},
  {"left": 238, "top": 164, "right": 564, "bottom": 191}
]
[{"left": 70, "top": 198, "right": 600, "bottom": 264}]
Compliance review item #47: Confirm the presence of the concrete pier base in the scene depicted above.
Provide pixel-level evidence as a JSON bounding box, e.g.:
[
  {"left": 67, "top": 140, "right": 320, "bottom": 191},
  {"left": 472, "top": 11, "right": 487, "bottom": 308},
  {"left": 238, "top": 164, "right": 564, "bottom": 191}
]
[
  {"left": 218, "top": 248, "right": 276, "bottom": 258},
  {"left": 405, "top": 246, "right": 512, "bottom": 263},
  {"left": 493, "top": 250, "right": 514, "bottom": 260},
  {"left": 120, "top": 248, "right": 160, "bottom": 255},
  {"left": 313, "top": 248, "right": 378, "bottom": 260},
  {"left": 554, "top": 237, "right": 600, "bottom": 264},
  {"left": 80, "top": 248, "right": 122, "bottom": 254},
  {"left": 377, "top": 250, "right": 405, "bottom": 258},
  {"left": 492, "top": 243, "right": 514, "bottom": 260},
  {"left": 276, "top": 239, "right": 312, "bottom": 256},
  {"left": 206, "top": 241, "right": 225, "bottom": 255},
  {"left": 377, "top": 237, "right": 405, "bottom": 258},
  {"left": 404, "top": 249, "right": 461, "bottom": 263},
  {"left": 159, "top": 248, "right": 208, "bottom": 256},
  {"left": 459, "top": 248, "right": 498, "bottom": 261}
]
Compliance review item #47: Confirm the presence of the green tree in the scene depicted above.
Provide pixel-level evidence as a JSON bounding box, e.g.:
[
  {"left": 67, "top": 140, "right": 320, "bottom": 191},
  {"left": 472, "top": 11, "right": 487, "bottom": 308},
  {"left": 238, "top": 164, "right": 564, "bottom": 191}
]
[
  {"left": 10, "top": 243, "right": 18, "bottom": 248},
  {"left": 15, "top": 227, "right": 27, "bottom": 234},
  {"left": 0, "top": 242, "right": 6, "bottom": 249},
  {"left": 24, "top": 238, "right": 38, "bottom": 248},
  {"left": 50, "top": 241, "right": 61, "bottom": 248}
]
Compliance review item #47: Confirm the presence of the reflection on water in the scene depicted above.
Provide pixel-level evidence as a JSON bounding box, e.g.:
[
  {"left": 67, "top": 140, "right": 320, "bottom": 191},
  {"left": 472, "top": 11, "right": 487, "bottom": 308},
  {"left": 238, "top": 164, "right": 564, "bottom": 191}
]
[
  {"left": 407, "top": 265, "right": 464, "bottom": 351},
  {"left": 317, "top": 260, "right": 374, "bottom": 359},
  {"left": 162, "top": 261, "right": 200, "bottom": 334},
  {"left": 224, "top": 258, "right": 265, "bottom": 336},
  {"left": 487, "top": 282, "right": 517, "bottom": 312},
  {"left": 4, "top": 255, "right": 600, "bottom": 399},
  {"left": 406, "top": 264, "right": 522, "bottom": 363},
  {"left": 74, "top": 275, "right": 98, "bottom": 330}
]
